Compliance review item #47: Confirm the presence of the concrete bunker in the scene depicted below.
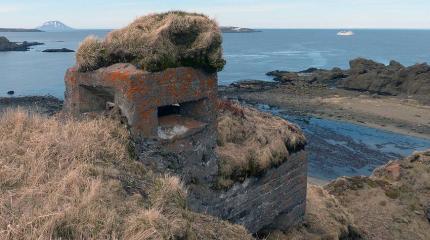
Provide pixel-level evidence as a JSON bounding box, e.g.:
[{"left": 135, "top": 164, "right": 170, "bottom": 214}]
[
  {"left": 65, "top": 63, "right": 218, "bottom": 140},
  {"left": 64, "top": 11, "right": 307, "bottom": 234}
]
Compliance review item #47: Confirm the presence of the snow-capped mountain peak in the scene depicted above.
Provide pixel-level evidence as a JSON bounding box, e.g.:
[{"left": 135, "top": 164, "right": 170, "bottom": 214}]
[{"left": 37, "top": 21, "right": 74, "bottom": 32}]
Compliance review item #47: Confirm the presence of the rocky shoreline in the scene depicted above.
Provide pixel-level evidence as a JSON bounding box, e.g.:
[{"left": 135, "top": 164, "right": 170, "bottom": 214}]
[
  {"left": 266, "top": 58, "right": 430, "bottom": 104},
  {"left": 220, "top": 58, "right": 430, "bottom": 140},
  {"left": 0, "top": 28, "right": 42, "bottom": 32},
  {"left": 0, "top": 96, "right": 63, "bottom": 115}
]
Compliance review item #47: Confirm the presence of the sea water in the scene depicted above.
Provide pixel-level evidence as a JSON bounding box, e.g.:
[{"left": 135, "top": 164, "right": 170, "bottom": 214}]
[{"left": 1, "top": 29, "right": 430, "bottom": 97}]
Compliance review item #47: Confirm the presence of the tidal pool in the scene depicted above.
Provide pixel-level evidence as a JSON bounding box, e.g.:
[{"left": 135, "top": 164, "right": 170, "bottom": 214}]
[{"left": 257, "top": 104, "right": 430, "bottom": 182}]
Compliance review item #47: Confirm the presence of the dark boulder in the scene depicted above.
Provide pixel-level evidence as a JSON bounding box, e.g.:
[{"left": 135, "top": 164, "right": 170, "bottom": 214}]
[
  {"left": 299, "top": 67, "right": 320, "bottom": 73},
  {"left": 266, "top": 70, "right": 290, "bottom": 77},
  {"left": 230, "top": 80, "right": 278, "bottom": 91},
  {"left": 388, "top": 60, "right": 404, "bottom": 71},
  {"left": 349, "top": 58, "right": 385, "bottom": 74},
  {"left": 7, "top": 91, "right": 14, "bottom": 95},
  {"left": 309, "top": 67, "right": 347, "bottom": 84},
  {"left": 277, "top": 73, "right": 299, "bottom": 83}
]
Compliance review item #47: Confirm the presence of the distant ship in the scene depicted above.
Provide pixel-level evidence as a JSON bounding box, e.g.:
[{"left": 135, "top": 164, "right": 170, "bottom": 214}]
[{"left": 337, "top": 30, "right": 354, "bottom": 36}]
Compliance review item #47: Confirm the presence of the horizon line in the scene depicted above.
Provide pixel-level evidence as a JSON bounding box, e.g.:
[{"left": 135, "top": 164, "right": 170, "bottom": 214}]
[{"left": 2, "top": 26, "right": 430, "bottom": 31}]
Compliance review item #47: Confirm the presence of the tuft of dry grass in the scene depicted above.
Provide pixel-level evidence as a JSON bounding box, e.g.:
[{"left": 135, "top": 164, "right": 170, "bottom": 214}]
[
  {"left": 322, "top": 150, "right": 430, "bottom": 240},
  {"left": 76, "top": 11, "right": 225, "bottom": 73},
  {"left": 0, "top": 108, "right": 252, "bottom": 240},
  {"left": 75, "top": 36, "right": 107, "bottom": 72},
  {"left": 216, "top": 101, "right": 306, "bottom": 188},
  {"left": 269, "top": 185, "right": 362, "bottom": 240}
]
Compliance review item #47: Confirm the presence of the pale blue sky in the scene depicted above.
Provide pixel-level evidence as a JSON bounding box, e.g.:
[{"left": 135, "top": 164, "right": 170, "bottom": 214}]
[{"left": 1, "top": 0, "right": 429, "bottom": 29}]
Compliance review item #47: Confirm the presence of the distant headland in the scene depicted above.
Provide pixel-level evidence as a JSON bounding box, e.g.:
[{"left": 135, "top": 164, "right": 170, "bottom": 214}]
[
  {"left": 0, "top": 28, "right": 42, "bottom": 32},
  {"left": 1, "top": 22, "right": 258, "bottom": 33},
  {"left": 0, "top": 21, "right": 75, "bottom": 33}
]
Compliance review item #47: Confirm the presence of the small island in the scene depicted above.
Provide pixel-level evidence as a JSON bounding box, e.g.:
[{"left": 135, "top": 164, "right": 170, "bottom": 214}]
[
  {"left": 0, "top": 36, "right": 44, "bottom": 51},
  {"left": 42, "top": 48, "right": 75, "bottom": 53},
  {"left": 220, "top": 26, "right": 260, "bottom": 33}
]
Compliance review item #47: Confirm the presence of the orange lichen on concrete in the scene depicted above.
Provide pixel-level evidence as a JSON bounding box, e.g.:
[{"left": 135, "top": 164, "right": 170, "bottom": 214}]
[{"left": 65, "top": 63, "right": 218, "bottom": 139}]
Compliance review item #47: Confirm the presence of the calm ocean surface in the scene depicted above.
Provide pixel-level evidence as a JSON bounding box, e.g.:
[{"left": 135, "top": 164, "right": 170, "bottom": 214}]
[{"left": 1, "top": 29, "right": 430, "bottom": 98}]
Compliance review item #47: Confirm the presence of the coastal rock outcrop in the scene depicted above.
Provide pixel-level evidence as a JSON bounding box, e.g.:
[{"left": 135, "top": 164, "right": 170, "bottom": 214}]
[
  {"left": 267, "top": 58, "right": 430, "bottom": 100},
  {"left": 339, "top": 58, "right": 430, "bottom": 97},
  {"left": 267, "top": 67, "right": 347, "bottom": 85},
  {"left": 0, "top": 36, "right": 43, "bottom": 51}
]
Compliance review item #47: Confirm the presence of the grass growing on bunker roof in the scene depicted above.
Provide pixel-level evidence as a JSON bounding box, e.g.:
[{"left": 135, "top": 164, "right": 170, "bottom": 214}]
[
  {"left": 216, "top": 101, "right": 307, "bottom": 189},
  {"left": 76, "top": 11, "right": 226, "bottom": 73},
  {"left": 0, "top": 108, "right": 252, "bottom": 240}
]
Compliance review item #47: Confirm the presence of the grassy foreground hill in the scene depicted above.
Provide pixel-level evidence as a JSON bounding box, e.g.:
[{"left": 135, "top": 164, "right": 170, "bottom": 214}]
[
  {"left": 0, "top": 109, "right": 251, "bottom": 240},
  {"left": 1, "top": 99, "right": 429, "bottom": 239},
  {"left": 271, "top": 150, "right": 430, "bottom": 240}
]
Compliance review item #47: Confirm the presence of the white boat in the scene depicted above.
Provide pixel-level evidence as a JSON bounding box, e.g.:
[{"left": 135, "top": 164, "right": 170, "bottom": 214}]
[{"left": 337, "top": 30, "right": 354, "bottom": 36}]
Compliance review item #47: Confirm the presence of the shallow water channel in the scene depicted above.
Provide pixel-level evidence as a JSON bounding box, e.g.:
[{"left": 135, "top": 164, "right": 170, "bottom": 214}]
[{"left": 256, "top": 104, "right": 430, "bottom": 183}]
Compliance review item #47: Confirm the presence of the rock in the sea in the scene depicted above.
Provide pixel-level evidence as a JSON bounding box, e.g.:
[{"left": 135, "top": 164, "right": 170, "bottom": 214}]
[
  {"left": 42, "top": 48, "right": 74, "bottom": 52},
  {"left": 7, "top": 91, "right": 14, "bottom": 95},
  {"left": 0, "top": 36, "right": 44, "bottom": 51},
  {"left": 267, "top": 67, "right": 347, "bottom": 85},
  {"left": 0, "top": 36, "right": 22, "bottom": 51}
]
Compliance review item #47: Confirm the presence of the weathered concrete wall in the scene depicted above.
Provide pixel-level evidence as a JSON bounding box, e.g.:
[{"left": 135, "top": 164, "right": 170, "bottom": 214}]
[
  {"left": 65, "top": 63, "right": 218, "bottom": 138},
  {"left": 140, "top": 136, "right": 307, "bottom": 233},
  {"left": 139, "top": 125, "right": 219, "bottom": 186},
  {"left": 190, "top": 150, "right": 307, "bottom": 233}
]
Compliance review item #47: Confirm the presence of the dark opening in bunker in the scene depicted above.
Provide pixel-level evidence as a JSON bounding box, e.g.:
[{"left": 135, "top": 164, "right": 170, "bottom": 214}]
[
  {"left": 158, "top": 104, "right": 181, "bottom": 117},
  {"left": 156, "top": 99, "right": 208, "bottom": 140}
]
